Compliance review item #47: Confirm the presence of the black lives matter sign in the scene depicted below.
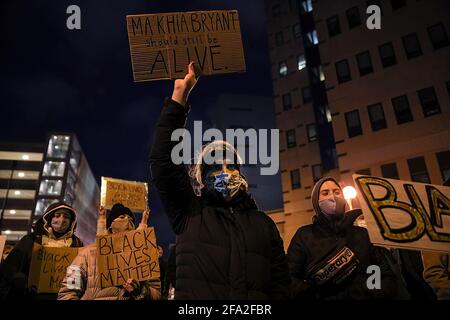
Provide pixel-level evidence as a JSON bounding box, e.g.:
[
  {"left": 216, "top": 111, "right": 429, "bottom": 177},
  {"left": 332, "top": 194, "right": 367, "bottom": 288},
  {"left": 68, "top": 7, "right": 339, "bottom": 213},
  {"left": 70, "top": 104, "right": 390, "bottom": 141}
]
[{"left": 126, "top": 10, "right": 246, "bottom": 81}]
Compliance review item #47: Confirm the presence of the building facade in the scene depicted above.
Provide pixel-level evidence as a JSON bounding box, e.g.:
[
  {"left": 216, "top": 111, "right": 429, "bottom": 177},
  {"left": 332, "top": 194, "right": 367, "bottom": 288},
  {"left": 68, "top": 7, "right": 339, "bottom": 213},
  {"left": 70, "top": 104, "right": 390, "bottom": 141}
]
[
  {"left": 265, "top": 0, "right": 450, "bottom": 248},
  {"left": 0, "top": 133, "right": 100, "bottom": 245}
]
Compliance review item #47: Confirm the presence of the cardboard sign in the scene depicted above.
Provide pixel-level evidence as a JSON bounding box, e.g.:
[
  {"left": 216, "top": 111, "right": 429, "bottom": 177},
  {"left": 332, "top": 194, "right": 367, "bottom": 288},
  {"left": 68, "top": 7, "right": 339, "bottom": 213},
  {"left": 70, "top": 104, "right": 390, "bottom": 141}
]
[
  {"left": 353, "top": 175, "right": 450, "bottom": 253},
  {"left": 101, "top": 177, "right": 148, "bottom": 213},
  {"left": 28, "top": 244, "right": 79, "bottom": 293},
  {"left": 0, "top": 235, "right": 6, "bottom": 260},
  {"left": 96, "top": 227, "right": 160, "bottom": 288},
  {"left": 126, "top": 10, "right": 246, "bottom": 81}
]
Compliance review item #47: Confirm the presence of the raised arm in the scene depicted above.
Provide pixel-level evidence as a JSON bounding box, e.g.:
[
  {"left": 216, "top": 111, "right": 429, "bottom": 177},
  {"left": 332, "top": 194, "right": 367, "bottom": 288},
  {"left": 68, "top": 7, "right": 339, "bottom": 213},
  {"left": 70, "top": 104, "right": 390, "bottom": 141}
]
[{"left": 150, "top": 63, "right": 198, "bottom": 234}]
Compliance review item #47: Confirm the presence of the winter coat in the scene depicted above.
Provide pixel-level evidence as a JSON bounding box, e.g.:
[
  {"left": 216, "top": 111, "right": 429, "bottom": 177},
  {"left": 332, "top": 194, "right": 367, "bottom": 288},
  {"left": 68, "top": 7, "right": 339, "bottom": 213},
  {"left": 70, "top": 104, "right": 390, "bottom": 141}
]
[
  {"left": 150, "top": 98, "right": 291, "bottom": 300},
  {"left": 422, "top": 251, "right": 450, "bottom": 300},
  {"left": 0, "top": 205, "right": 82, "bottom": 300},
  {"left": 287, "top": 177, "right": 398, "bottom": 300},
  {"left": 57, "top": 243, "right": 161, "bottom": 300}
]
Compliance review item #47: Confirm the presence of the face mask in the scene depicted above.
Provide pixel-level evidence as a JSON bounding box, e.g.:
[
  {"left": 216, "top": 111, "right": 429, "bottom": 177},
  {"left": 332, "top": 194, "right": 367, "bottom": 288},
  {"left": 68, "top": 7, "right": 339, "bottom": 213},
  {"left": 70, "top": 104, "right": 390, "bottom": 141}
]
[
  {"left": 51, "top": 215, "right": 70, "bottom": 234},
  {"left": 206, "top": 172, "right": 246, "bottom": 202},
  {"left": 319, "top": 197, "right": 337, "bottom": 216},
  {"left": 111, "top": 217, "right": 134, "bottom": 233}
]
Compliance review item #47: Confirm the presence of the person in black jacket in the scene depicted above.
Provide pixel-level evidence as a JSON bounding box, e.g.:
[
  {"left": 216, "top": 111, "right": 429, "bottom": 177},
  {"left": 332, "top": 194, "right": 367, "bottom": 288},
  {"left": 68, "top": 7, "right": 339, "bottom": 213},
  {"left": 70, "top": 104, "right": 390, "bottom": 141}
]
[
  {"left": 287, "top": 176, "right": 398, "bottom": 300},
  {"left": 150, "top": 62, "right": 290, "bottom": 300},
  {"left": 0, "top": 202, "right": 83, "bottom": 300}
]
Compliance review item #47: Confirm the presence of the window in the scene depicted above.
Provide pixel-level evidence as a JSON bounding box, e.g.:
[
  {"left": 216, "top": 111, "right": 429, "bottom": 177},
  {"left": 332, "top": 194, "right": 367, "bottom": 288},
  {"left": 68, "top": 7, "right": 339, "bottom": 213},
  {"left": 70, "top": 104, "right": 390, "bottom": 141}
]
[
  {"left": 436, "top": 150, "right": 450, "bottom": 181},
  {"left": 272, "top": 4, "right": 281, "bottom": 18},
  {"left": 355, "top": 168, "right": 371, "bottom": 175},
  {"left": 312, "top": 164, "right": 322, "bottom": 182},
  {"left": 282, "top": 93, "right": 292, "bottom": 110},
  {"left": 42, "top": 161, "right": 66, "bottom": 177},
  {"left": 346, "top": 6, "right": 362, "bottom": 29},
  {"left": 367, "top": 103, "right": 387, "bottom": 131},
  {"left": 356, "top": 51, "right": 374, "bottom": 76},
  {"left": 427, "top": 23, "right": 450, "bottom": 50},
  {"left": 297, "top": 54, "right": 306, "bottom": 70},
  {"left": 326, "top": 15, "right": 341, "bottom": 37},
  {"left": 39, "top": 179, "right": 63, "bottom": 196},
  {"left": 378, "top": 42, "right": 397, "bottom": 68},
  {"left": 307, "top": 124, "right": 317, "bottom": 142},
  {"left": 311, "top": 66, "right": 325, "bottom": 83},
  {"left": 381, "top": 163, "right": 399, "bottom": 179},
  {"left": 293, "top": 24, "right": 302, "bottom": 39},
  {"left": 47, "top": 135, "right": 70, "bottom": 159},
  {"left": 391, "top": 95, "right": 413, "bottom": 124},
  {"left": 291, "top": 169, "right": 301, "bottom": 189},
  {"left": 407, "top": 156, "right": 430, "bottom": 183},
  {"left": 389, "top": 0, "right": 406, "bottom": 10},
  {"left": 417, "top": 87, "right": 441, "bottom": 117},
  {"left": 286, "top": 129, "right": 296, "bottom": 148},
  {"left": 305, "top": 30, "right": 319, "bottom": 47},
  {"left": 302, "top": 86, "right": 312, "bottom": 103},
  {"left": 335, "top": 59, "right": 351, "bottom": 83},
  {"left": 345, "top": 110, "right": 363, "bottom": 138},
  {"left": 35, "top": 199, "right": 59, "bottom": 216},
  {"left": 300, "top": 0, "right": 313, "bottom": 14},
  {"left": 402, "top": 33, "right": 422, "bottom": 59},
  {"left": 275, "top": 31, "right": 284, "bottom": 47},
  {"left": 279, "top": 61, "right": 288, "bottom": 77}
]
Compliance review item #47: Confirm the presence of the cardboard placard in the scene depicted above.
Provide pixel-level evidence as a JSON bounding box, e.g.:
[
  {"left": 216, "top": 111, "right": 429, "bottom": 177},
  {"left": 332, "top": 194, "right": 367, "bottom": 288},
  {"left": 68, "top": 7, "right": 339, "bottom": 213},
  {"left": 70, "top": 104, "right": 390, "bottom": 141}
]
[
  {"left": 353, "top": 175, "right": 450, "bottom": 253},
  {"left": 101, "top": 177, "right": 148, "bottom": 213},
  {"left": 28, "top": 244, "right": 79, "bottom": 293},
  {"left": 0, "top": 235, "right": 6, "bottom": 260},
  {"left": 96, "top": 227, "right": 160, "bottom": 288},
  {"left": 126, "top": 10, "right": 246, "bottom": 81}
]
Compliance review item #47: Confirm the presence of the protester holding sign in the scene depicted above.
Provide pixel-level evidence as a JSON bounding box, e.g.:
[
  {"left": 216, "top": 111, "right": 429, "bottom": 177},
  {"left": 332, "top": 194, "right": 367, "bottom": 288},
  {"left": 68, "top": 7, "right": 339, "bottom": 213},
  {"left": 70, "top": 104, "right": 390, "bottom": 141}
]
[
  {"left": 287, "top": 177, "right": 397, "bottom": 300},
  {"left": 0, "top": 202, "right": 83, "bottom": 300},
  {"left": 58, "top": 203, "right": 160, "bottom": 300},
  {"left": 150, "top": 63, "right": 290, "bottom": 299}
]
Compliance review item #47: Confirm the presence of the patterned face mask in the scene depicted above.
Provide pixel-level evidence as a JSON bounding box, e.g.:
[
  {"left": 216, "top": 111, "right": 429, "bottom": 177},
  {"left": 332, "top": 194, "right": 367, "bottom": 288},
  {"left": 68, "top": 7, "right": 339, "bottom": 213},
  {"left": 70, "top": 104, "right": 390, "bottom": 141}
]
[{"left": 206, "top": 172, "right": 247, "bottom": 202}]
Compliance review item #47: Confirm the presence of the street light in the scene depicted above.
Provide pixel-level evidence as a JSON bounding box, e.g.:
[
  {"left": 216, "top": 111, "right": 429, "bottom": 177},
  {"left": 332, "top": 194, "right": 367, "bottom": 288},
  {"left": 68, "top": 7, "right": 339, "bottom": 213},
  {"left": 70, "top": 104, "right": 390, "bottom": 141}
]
[{"left": 343, "top": 186, "right": 357, "bottom": 210}]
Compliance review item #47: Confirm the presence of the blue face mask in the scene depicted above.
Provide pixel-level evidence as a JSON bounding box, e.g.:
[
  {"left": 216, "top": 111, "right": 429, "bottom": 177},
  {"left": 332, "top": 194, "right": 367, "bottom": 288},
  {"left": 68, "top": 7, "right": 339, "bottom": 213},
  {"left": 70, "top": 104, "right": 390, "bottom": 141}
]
[
  {"left": 206, "top": 172, "right": 246, "bottom": 201},
  {"left": 319, "top": 197, "right": 337, "bottom": 216}
]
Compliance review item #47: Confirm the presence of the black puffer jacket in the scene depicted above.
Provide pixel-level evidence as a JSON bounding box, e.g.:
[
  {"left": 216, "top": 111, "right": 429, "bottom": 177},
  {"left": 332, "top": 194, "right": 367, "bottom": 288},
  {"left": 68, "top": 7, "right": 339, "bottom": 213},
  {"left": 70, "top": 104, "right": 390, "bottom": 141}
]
[
  {"left": 287, "top": 177, "right": 398, "bottom": 300},
  {"left": 0, "top": 203, "right": 83, "bottom": 300},
  {"left": 150, "top": 98, "right": 290, "bottom": 300}
]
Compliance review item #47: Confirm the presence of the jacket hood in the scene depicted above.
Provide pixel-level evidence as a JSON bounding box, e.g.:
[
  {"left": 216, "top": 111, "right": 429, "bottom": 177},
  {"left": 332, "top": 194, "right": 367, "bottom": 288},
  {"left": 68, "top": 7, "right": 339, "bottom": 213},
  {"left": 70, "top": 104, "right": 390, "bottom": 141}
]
[
  {"left": 36, "top": 202, "right": 78, "bottom": 239},
  {"left": 311, "top": 176, "right": 362, "bottom": 232}
]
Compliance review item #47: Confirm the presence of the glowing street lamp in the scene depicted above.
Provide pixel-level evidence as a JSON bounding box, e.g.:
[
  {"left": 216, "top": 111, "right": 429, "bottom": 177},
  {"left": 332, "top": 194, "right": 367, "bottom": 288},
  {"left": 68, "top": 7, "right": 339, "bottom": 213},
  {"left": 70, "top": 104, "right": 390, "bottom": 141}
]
[{"left": 343, "top": 186, "right": 357, "bottom": 210}]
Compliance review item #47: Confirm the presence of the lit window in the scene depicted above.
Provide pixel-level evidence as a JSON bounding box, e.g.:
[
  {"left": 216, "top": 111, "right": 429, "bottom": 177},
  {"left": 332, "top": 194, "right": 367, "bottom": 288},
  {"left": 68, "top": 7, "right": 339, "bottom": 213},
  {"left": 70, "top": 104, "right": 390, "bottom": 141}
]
[
  {"left": 43, "top": 161, "right": 66, "bottom": 177},
  {"left": 297, "top": 54, "right": 306, "bottom": 70},
  {"left": 300, "top": 0, "right": 313, "bottom": 13},
  {"left": 22, "top": 155, "right": 30, "bottom": 160},
  {"left": 305, "top": 30, "right": 319, "bottom": 47},
  {"left": 279, "top": 61, "right": 288, "bottom": 77},
  {"left": 39, "top": 179, "right": 63, "bottom": 196},
  {"left": 47, "top": 135, "right": 70, "bottom": 159}
]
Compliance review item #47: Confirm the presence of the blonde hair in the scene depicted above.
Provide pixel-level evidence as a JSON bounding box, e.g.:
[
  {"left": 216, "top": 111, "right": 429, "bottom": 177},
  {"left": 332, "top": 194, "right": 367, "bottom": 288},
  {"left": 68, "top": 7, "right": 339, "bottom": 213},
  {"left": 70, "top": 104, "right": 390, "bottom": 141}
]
[{"left": 189, "top": 140, "right": 244, "bottom": 196}]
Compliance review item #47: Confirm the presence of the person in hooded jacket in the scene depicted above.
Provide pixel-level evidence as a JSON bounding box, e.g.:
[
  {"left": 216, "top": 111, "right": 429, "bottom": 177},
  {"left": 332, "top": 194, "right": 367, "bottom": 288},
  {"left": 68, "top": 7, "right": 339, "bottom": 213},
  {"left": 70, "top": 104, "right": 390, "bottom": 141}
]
[
  {"left": 0, "top": 202, "right": 83, "bottom": 300},
  {"left": 287, "top": 177, "right": 398, "bottom": 300},
  {"left": 58, "top": 203, "right": 161, "bottom": 300},
  {"left": 149, "top": 62, "right": 290, "bottom": 299}
]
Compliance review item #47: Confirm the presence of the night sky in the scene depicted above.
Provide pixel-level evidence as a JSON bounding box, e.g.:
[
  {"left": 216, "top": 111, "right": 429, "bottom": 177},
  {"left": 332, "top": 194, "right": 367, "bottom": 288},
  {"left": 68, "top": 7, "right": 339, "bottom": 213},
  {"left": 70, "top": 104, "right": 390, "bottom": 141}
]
[{"left": 0, "top": 0, "right": 274, "bottom": 253}]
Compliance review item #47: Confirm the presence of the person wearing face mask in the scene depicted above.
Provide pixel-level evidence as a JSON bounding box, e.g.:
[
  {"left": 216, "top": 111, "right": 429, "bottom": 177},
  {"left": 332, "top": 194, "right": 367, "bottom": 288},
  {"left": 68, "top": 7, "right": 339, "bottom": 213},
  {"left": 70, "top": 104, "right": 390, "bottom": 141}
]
[
  {"left": 58, "top": 203, "right": 161, "bottom": 300},
  {"left": 0, "top": 202, "right": 83, "bottom": 300},
  {"left": 149, "top": 63, "right": 290, "bottom": 299},
  {"left": 287, "top": 177, "right": 398, "bottom": 300}
]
